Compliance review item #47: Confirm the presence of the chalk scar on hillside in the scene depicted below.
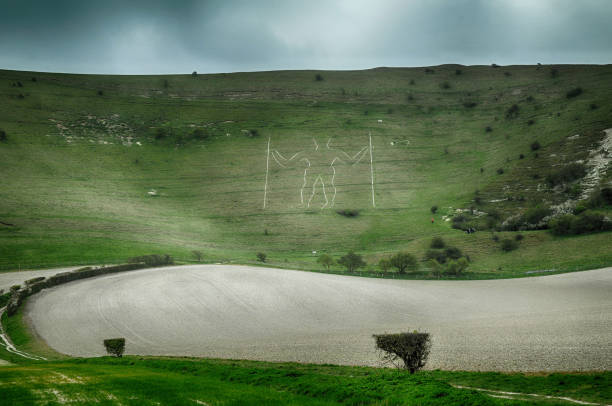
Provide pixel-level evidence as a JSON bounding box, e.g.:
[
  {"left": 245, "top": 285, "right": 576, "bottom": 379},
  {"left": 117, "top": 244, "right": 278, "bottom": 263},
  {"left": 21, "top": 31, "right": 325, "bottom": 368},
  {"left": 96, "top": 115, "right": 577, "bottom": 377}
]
[{"left": 263, "top": 134, "right": 376, "bottom": 209}]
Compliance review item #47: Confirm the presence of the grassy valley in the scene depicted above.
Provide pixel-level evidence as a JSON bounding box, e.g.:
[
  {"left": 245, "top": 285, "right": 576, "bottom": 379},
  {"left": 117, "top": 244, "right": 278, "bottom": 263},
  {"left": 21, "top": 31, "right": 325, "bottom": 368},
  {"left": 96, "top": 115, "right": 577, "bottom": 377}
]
[{"left": 0, "top": 65, "right": 611, "bottom": 276}]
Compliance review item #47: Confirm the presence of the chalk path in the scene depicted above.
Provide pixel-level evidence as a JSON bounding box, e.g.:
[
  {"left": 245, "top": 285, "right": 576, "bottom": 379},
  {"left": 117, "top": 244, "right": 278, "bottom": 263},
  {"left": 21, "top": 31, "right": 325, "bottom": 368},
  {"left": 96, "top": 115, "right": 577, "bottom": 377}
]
[{"left": 27, "top": 265, "right": 612, "bottom": 371}]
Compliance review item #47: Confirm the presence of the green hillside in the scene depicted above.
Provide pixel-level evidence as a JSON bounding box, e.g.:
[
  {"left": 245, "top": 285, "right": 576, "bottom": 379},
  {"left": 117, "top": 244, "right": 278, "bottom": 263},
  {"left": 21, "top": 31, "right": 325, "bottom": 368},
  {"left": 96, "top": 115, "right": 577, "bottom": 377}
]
[{"left": 0, "top": 65, "right": 611, "bottom": 274}]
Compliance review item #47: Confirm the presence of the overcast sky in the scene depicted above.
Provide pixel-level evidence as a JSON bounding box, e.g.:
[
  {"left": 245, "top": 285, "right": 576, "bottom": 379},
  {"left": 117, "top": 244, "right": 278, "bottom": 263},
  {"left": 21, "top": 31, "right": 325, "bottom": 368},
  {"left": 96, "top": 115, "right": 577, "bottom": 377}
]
[{"left": 1, "top": 0, "right": 611, "bottom": 74}]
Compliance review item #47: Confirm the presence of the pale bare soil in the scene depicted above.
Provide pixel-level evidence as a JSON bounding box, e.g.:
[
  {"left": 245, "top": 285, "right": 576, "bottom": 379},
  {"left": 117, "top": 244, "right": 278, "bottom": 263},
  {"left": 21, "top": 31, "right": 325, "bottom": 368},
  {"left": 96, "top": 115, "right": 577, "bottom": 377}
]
[{"left": 27, "top": 265, "right": 612, "bottom": 371}]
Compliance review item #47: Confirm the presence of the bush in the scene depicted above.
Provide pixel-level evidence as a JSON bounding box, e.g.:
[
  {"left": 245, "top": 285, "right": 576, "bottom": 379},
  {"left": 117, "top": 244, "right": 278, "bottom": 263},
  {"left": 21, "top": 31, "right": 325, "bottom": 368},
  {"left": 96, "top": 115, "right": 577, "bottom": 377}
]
[
  {"left": 430, "top": 205, "right": 438, "bottom": 214},
  {"left": 506, "top": 104, "right": 519, "bottom": 119},
  {"left": 444, "top": 257, "right": 468, "bottom": 276},
  {"left": 378, "top": 258, "right": 392, "bottom": 271},
  {"left": 155, "top": 128, "right": 167, "bottom": 140},
  {"left": 315, "top": 74, "right": 323, "bottom": 81},
  {"left": 0, "top": 129, "right": 6, "bottom": 142},
  {"left": 496, "top": 168, "right": 504, "bottom": 175},
  {"left": 373, "top": 331, "right": 431, "bottom": 373},
  {"left": 530, "top": 140, "right": 541, "bottom": 151},
  {"left": 451, "top": 214, "right": 469, "bottom": 230},
  {"left": 485, "top": 126, "right": 492, "bottom": 133},
  {"left": 336, "top": 209, "right": 359, "bottom": 217},
  {"left": 191, "top": 128, "right": 209, "bottom": 140},
  {"left": 256, "top": 252, "right": 267, "bottom": 262},
  {"left": 571, "top": 211, "right": 611, "bottom": 235},
  {"left": 440, "top": 81, "right": 450, "bottom": 89},
  {"left": 566, "top": 87, "right": 583, "bottom": 98},
  {"left": 444, "top": 246, "right": 463, "bottom": 260},
  {"left": 546, "top": 163, "right": 587, "bottom": 186},
  {"left": 550, "top": 68, "right": 559, "bottom": 78},
  {"left": 192, "top": 250, "right": 203, "bottom": 262},
  {"left": 430, "top": 236, "right": 445, "bottom": 249},
  {"left": 515, "top": 234, "right": 524, "bottom": 241},
  {"left": 527, "top": 119, "right": 535, "bottom": 126},
  {"left": 103, "top": 338, "right": 125, "bottom": 357},
  {"left": 424, "top": 249, "right": 447, "bottom": 264},
  {"left": 500, "top": 238, "right": 519, "bottom": 251},
  {"left": 455, "top": 69, "right": 462, "bottom": 75},
  {"left": 549, "top": 215, "right": 575, "bottom": 235},
  {"left": 523, "top": 206, "right": 551, "bottom": 225},
  {"left": 590, "top": 103, "right": 598, "bottom": 110},
  {"left": 463, "top": 101, "right": 477, "bottom": 108},
  {"left": 338, "top": 251, "right": 366, "bottom": 272},
  {"left": 248, "top": 129, "right": 259, "bottom": 137},
  {"left": 192, "top": 71, "right": 197, "bottom": 77},
  {"left": 97, "top": 90, "right": 103, "bottom": 96},
  {"left": 389, "top": 252, "right": 418, "bottom": 274},
  {"left": 317, "top": 254, "right": 334, "bottom": 270},
  {"left": 424, "top": 68, "right": 434, "bottom": 74},
  {"left": 602, "top": 188, "right": 612, "bottom": 205},
  {"left": 128, "top": 254, "right": 173, "bottom": 266}
]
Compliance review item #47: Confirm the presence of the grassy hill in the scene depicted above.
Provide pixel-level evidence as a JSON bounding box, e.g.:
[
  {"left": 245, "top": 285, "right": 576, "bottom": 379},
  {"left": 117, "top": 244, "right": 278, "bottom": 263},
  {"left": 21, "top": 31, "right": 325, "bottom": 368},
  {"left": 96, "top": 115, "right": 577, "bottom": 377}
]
[{"left": 0, "top": 65, "right": 611, "bottom": 275}]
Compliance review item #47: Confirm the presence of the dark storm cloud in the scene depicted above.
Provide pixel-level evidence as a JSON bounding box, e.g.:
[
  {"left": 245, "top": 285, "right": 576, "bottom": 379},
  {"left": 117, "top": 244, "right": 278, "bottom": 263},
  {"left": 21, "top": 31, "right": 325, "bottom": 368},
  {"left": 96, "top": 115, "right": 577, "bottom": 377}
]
[{"left": 0, "top": 0, "right": 611, "bottom": 74}]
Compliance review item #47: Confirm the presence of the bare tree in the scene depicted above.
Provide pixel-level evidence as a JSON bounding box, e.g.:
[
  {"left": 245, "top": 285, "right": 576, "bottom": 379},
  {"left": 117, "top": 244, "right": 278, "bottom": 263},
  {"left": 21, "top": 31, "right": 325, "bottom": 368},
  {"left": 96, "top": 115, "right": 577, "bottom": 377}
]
[{"left": 374, "top": 331, "right": 431, "bottom": 373}]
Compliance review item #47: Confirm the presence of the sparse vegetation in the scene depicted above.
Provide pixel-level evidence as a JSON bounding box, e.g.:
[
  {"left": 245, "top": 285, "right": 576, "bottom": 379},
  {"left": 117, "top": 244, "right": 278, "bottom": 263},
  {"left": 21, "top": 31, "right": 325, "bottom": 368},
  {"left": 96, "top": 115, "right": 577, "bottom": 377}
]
[
  {"left": 506, "top": 104, "right": 520, "bottom": 119},
  {"left": 192, "top": 250, "right": 203, "bottom": 262},
  {"left": 430, "top": 236, "right": 445, "bottom": 249},
  {"left": 500, "top": 238, "right": 519, "bottom": 252},
  {"left": 545, "top": 162, "right": 587, "bottom": 187},
  {"left": 256, "top": 252, "right": 267, "bottom": 262}
]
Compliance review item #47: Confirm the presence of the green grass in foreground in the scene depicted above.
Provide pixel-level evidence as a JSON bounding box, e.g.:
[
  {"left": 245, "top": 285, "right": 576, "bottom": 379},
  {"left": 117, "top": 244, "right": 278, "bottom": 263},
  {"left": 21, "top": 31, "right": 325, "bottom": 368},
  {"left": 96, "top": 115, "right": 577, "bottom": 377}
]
[{"left": 1, "top": 357, "right": 609, "bottom": 405}]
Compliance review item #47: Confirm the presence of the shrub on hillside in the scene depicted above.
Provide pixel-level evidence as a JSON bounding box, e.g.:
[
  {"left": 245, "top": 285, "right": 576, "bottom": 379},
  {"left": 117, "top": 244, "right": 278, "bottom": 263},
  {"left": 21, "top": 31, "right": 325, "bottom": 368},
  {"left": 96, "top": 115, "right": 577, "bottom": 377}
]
[
  {"left": 192, "top": 250, "right": 203, "bottom": 262},
  {"left": 485, "top": 126, "right": 493, "bottom": 133},
  {"left": 103, "top": 338, "right": 125, "bottom": 357},
  {"left": 430, "top": 205, "right": 438, "bottom": 214},
  {"left": 315, "top": 74, "right": 323, "bottom": 81},
  {"left": 545, "top": 163, "right": 587, "bottom": 187},
  {"left": 424, "top": 68, "right": 434, "bottom": 74},
  {"left": 566, "top": 87, "right": 583, "bottom": 98},
  {"left": 496, "top": 168, "right": 504, "bottom": 175},
  {"left": 440, "top": 81, "right": 450, "bottom": 89},
  {"left": 550, "top": 68, "right": 559, "bottom": 78},
  {"left": 530, "top": 140, "right": 541, "bottom": 151},
  {"left": 191, "top": 128, "right": 209, "bottom": 140},
  {"left": 337, "top": 209, "right": 359, "bottom": 217},
  {"left": 0, "top": 129, "right": 6, "bottom": 142},
  {"left": 455, "top": 69, "right": 462, "bottom": 75},
  {"left": 523, "top": 206, "right": 551, "bottom": 225},
  {"left": 548, "top": 211, "right": 611, "bottom": 236},
  {"left": 338, "top": 251, "right": 366, "bottom": 272},
  {"left": 430, "top": 236, "right": 445, "bottom": 249},
  {"left": 602, "top": 188, "right": 612, "bottom": 205},
  {"left": 373, "top": 331, "right": 431, "bottom": 373},
  {"left": 378, "top": 258, "right": 392, "bottom": 271},
  {"left": 97, "top": 90, "right": 103, "bottom": 96},
  {"left": 317, "top": 254, "right": 334, "bottom": 270},
  {"left": 389, "top": 252, "right": 418, "bottom": 274},
  {"left": 506, "top": 104, "right": 519, "bottom": 119},
  {"left": 444, "top": 246, "right": 463, "bottom": 260},
  {"left": 500, "top": 238, "right": 519, "bottom": 252},
  {"left": 444, "top": 257, "right": 469, "bottom": 276},
  {"left": 256, "top": 252, "right": 267, "bottom": 262}
]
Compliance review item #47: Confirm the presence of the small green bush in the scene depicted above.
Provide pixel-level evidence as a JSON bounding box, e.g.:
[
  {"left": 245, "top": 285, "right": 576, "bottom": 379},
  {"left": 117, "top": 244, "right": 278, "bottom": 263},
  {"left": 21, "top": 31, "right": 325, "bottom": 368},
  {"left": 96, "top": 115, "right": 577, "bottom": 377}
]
[
  {"left": 430, "top": 205, "right": 438, "bottom": 214},
  {"left": 566, "top": 87, "right": 583, "bottom": 98},
  {"left": 378, "top": 258, "right": 392, "bottom": 271},
  {"left": 256, "top": 252, "right": 267, "bottom": 262},
  {"left": 485, "top": 126, "right": 492, "bottom": 133},
  {"left": 338, "top": 251, "right": 366, "bottom": 272},
  {"left": 444, "top": 257, "right": 469, "bottom": 276},
  {"left": 531, "top": 141, "right": 541, "bottom": 151},
  {"left": 500, "top": 238, "right": 519, "bottom": 251},
  {"left": 523, "top": 206, "right": 551, "bottom": 225},
  {"left": 0, "top": 129, "right": 6, "bottom": 142},
  {"left": 546, "top": 163, "right": 587, "bottom": 186},
  {"left": 463, "top": 101, "right": 477, "bottom": 108},
  {"left": 389, "top": 252, "right": 418, "bottom": 274},
  {"left": 440, "top": 81, "right": 450, "bottom": 89},
  {"left": 373, "top": 331, "right": 431, "bottom": 373},
  {"left": 336, "top": 209, "right": 359, "bottom": 217},
  {"left": 444, "top": 246, "right": 463, "bottom": 260},
  {"left": 506, "top": 104, "right": 519, "bottom": 119},
  {"left": 430, "top": 236, "right": 445, "bottom": 249},
  {"left": 317, "top": 254, "right": 334, "bottom": 270},
  {"left": 315, "top": 74, "right": 323, "bottom": 81},
  {"left": 496, "top": 168, "right": 504, "bottom": 175},
  {"left": 192, "top": 250, "right": 203, "bottom": 262},
  {"left": 103, "top": 338, "right": 125, "bottom": 357}
]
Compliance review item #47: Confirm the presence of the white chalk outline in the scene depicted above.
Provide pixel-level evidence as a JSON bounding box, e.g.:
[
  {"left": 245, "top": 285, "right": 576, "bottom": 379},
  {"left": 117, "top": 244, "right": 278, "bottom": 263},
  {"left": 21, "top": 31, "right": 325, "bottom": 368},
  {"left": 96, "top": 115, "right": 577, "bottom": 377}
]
[
  {"left": 369, "top": 132, "right": 376, "bottom": 208},
  {"left": 265, "top": 135, "right": 375, "bottom": 209},
  {"left": 263, "top": 137, "right": 270, "bottom": 208}
]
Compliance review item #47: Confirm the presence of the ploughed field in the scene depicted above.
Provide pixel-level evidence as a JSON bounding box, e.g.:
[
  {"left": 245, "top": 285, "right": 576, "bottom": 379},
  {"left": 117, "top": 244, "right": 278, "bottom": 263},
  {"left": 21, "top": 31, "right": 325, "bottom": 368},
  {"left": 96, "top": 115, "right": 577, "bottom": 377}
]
[{"left": 27, "top": 265, "right": 612, "bottom": 371}]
